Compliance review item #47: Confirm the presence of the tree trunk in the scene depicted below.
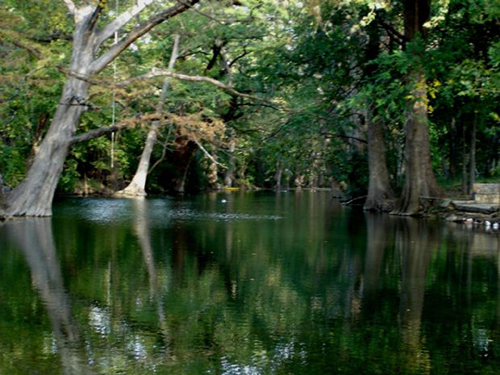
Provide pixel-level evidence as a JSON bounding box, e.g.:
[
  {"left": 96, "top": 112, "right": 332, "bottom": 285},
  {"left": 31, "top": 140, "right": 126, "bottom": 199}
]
[
  {"left": 449, "top": 117, "right": 457, "bottom": 179},
  {"left": 274, "top": 162, "right": 283, "bottom": 190},
  {"left": 207, "top": 160, "right": 219, "bottom": 190},
  {"left": 171, "top": 137, "right": 197, "bottom": 193},
  {"left": 468, "top": 112, "right": 477, "bottom": 196},
  {"left": 6, "top": 72, "right": 91, "bottom": 216},
  {"left": 395, "top": 0, "right": 441, "bottom": 215},
  {"left": 224, "top": 136, "right": 236, "bottom": 188},
  {"left": 115, "top": 35, "right": 180, "bottom": 197},
  {"left": 363, "top": 20, "right": 395, "bottom": 211},
  {"left": 364, "top": 116, "right": 395, "bottom": 211},
  {"left": 4, "top": 1, "right": 198, "bottom": 216},
  {"left": 395, "top": 70, "right": 441, "bottom": 215},
  {"left": 462, "top": 121, "right": 468, "bottom": 195}
]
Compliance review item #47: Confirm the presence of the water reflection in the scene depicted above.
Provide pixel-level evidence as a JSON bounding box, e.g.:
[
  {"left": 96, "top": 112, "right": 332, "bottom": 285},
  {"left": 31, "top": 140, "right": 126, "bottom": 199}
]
[
  {"left": 131, "top": 198, "right": 169, "bottom": 349},
  {"left": 4, "top": 219, "right": 94, "bottom": 375},
  {"left": 0, "top": 192, "right": 500, "bottom": 374}
]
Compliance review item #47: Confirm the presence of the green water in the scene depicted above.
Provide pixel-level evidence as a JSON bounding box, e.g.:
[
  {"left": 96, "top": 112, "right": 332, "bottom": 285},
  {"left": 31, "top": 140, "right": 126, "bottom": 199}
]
[{"left": 1, "top": 192, "right": 499, "bottom": 375}]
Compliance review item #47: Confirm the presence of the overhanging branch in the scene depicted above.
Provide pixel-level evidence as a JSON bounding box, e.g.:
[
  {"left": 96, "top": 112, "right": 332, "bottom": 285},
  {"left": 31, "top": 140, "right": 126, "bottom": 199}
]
[
  {"left": 70, "top": 113, "right": 167, "bottom": 145},
  {"left": 62, "top": 0, "right": 77, "bottom": 14},
  {"left": 118, "top": 68, "right": 274, "bottom": 104},
  {"left": 96, "top": 0, "right": 155, "bottom": 47},
  {"left": 91, "top": 0, "right": 200, "bottom": 73}
]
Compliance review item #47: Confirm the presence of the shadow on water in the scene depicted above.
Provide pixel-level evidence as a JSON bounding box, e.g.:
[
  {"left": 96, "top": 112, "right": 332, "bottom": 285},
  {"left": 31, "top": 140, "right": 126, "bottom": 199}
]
[{"left": 1, "top": 192, "right": 500, "bottom": 374}]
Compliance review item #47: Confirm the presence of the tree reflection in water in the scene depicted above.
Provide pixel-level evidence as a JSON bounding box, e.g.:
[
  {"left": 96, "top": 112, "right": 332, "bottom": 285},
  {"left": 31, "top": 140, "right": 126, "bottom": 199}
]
[
  {"left": 0, "top": 193, "right": 500, "bottom": 374},
  {"left": 5, "top": 218, "right": 95, "bottom": 375}
]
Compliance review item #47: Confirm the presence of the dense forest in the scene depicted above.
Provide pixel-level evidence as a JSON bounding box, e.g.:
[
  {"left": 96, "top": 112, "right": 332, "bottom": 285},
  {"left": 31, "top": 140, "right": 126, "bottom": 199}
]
[{"left": 0, "top": 0, "right": 499, "bottom": 217}]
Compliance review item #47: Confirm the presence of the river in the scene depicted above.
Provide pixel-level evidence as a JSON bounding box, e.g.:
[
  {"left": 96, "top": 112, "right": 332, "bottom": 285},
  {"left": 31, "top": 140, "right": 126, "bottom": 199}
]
[{"left": 0, "top": 191, "right": 499, "bottom": 374}]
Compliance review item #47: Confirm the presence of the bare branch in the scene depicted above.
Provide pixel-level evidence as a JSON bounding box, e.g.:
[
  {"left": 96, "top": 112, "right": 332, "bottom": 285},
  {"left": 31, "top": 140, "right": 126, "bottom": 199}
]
[
  {"left": 91, "top": 0, "right": 200, "bottom": 73},
  {"left": 62, "top": 0, "right": 77, "bottom": 14},
  {"left": 156, "top": 34, "right": 181, "bottom": 111},
  {"left": 193, "top": 139, "right": 227, "bottom": 169},
  {"left": 96, "top": 0, "right": 155, "bottom": 47},
  {"left": 229, "top": 47, "right": 251, "bottom": 67},
  {"left": 70, "top": 113, "right": 167, "bottom": 145},
  {"left": 119, "top": 68, "right": 272, "bottom": 104}
]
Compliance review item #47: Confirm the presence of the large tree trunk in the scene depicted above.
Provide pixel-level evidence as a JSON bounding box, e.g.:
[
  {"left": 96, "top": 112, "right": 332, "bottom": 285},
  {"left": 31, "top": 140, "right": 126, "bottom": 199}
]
[
  {"left": 115, "top": 35, "right": 180, "bottom": 197},
  {"left": 6, "top": 11, "right": 95, "bottom": 216},
  {"left": 363, "top": 21, "right": 395, "bottom": 212},
  {"left": 4, "top": 1, "right": 198, "bottom": 217},
  {"left": 395, "top": 0, "right": 441, "bottom": 215},
  {"left": 396, "top": 70, "right": 441, "bottom": 215},
  {"left": 364, "top": 116, "right": 395, "bottom": 211}
]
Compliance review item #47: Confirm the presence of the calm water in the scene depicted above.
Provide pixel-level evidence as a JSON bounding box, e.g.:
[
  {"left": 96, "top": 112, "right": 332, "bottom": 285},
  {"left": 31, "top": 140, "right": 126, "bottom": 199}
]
[{"left": 1, "top": 191, "right": 499, "bottom": 375}]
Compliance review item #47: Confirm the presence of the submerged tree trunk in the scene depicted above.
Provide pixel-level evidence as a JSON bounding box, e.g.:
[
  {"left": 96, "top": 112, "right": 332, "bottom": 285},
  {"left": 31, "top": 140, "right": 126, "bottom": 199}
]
[{"left": 115, "top": 35, "right": 180, "bottom": 197}]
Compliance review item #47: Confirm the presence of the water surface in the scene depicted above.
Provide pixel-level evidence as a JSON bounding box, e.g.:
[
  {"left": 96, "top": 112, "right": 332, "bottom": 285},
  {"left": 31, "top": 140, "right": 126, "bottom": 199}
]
[{"left": 0, "top": 191, "right": 499, "bottom": 374}]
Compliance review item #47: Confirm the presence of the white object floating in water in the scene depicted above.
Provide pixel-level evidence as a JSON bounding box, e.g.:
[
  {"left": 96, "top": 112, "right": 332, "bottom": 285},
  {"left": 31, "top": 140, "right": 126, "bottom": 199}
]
[
  {"left": 221, "top": 199, "right": 227, "bottom": 203},
  {"left": 464, "top": 218, "right": 474, "bottom": 223},
  {"left": 493, "top": 222, "right": 499, "bottom": 230},
  {"left": 485, "top": 220, "right": 491, "bottom": 227}
]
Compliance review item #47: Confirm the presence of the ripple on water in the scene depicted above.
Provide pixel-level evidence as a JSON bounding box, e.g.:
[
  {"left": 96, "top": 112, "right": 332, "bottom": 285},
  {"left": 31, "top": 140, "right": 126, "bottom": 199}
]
[{"left": 56, "top": 198, "right": 282, "bottom": 225}]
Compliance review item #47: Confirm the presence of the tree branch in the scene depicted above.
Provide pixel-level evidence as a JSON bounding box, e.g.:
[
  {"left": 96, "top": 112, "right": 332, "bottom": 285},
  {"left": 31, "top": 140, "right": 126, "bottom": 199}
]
[
  {"left": 91, "top": 0, "right": 200, "bottom": 73},
  {"left": 118, "top": 68, "right": 272, "bottom": 104},
  {"left": 96, "top": 0, "right": 155, "bottom": 47},
  {"left": 87, "top": 1, "right": 107, "bottom": 34},
  {"left": 193, "top": 139, "right": 227, "bottom": 169},
  {"left": 70, "top": 113, "right": 167, "bottom": 145},
  {"left": 376, "top": 17, "right": 406, "bottom": 45},
  {"left": 321, "top": 132, "right": 368, "bottom": 144},
  {"left": 32, "top": 32, "right": 73, "bottom": 43},
  {"left": 12, "top": 40, "right": 43, "bottom": 59},
  {"left": 62, "top": 0, "right": 77, "bottom": 14}
]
